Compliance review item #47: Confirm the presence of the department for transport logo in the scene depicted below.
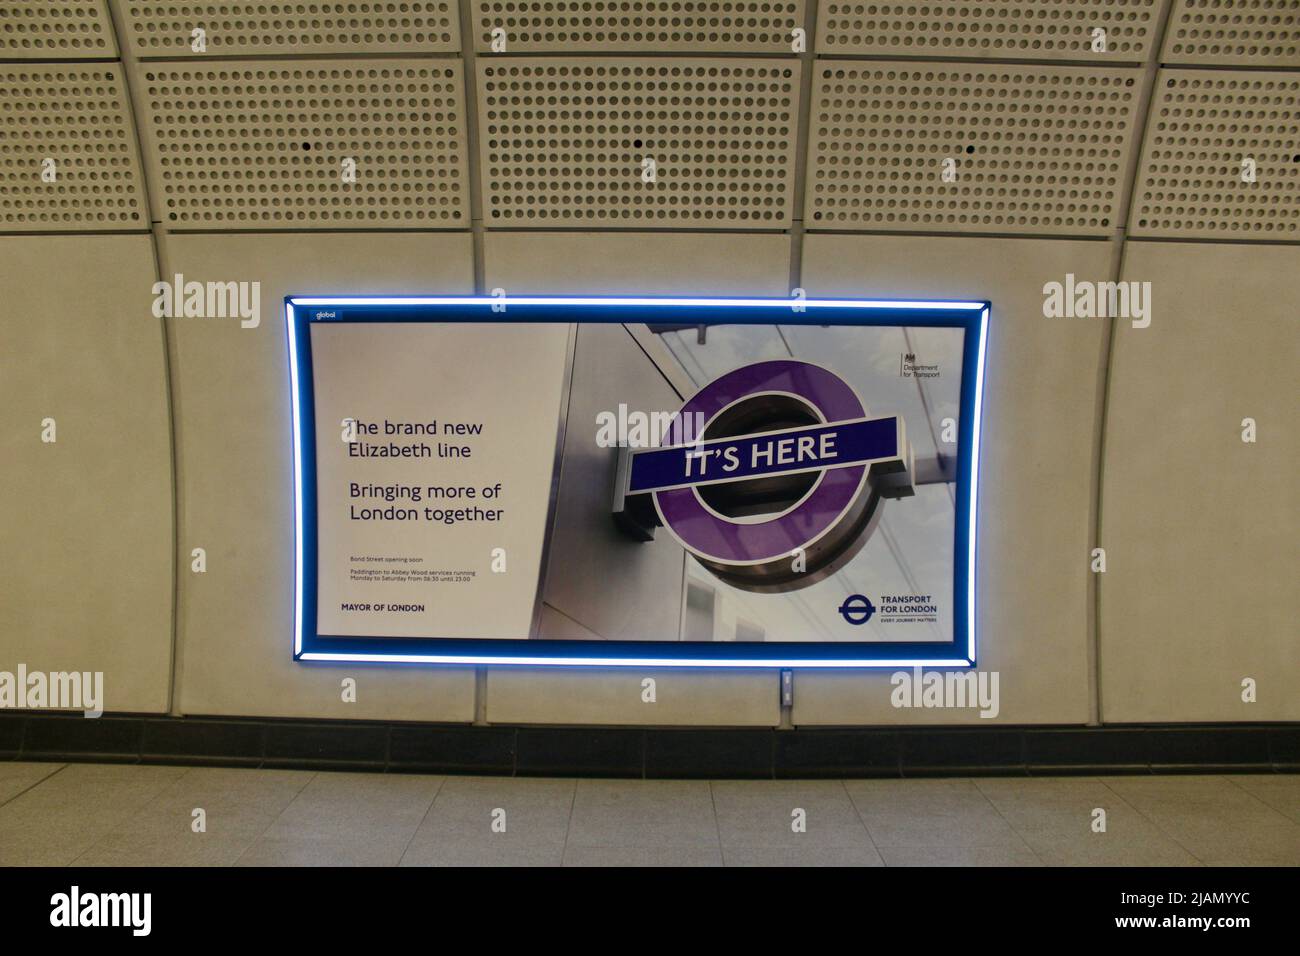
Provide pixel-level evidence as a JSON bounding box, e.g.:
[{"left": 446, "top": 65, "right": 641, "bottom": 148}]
[
  {"left": 615, "top": 360, "right": 915, "bottom": 593},
  {"left": 900, "top": 352, "right": 940, "bottom": 379}
]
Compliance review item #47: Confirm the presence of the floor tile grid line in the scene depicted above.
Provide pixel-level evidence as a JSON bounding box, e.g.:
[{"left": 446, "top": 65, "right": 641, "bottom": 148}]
[
  {"left": 395, "top": 775, "right": 449, "bottom": 867},
  {"left": 871, "top": 779, "right": 1041, "bottom": 864},
  {"left": 0, "top": 762, "right": 67, "bottom": 811},
  {"left": 707, "top": 785, "right": 728, "bottom": 868},
  {"left": 554, "top": 780, "right": 582, "bottom": 865},
  {"left": 1224, "top": 775, "right": 1300, "bottom": 826},
  {"left": 973, "top": 774, "right": 1132, "bottom": 865},
  {"left": 1096, "top": 776, "right": 1224, "bottom": 865},
  {"left": 1223, "top": 774, "right": 1296, "bottom": 801},
  {"left": 562, "top": 780, "right": 722, "bottom": 866},
  {"left": 965, "top": 779, "right": 1045, "bottom": 865},
  {"left": 38, "top": 766, "right": 190, "bottom": 867},
  {"left": 5, "top": 767, "right": 1295, "bottom": 867},
  {"left": 229, "top": 771, "right": 322, "bottom": 867},
  {"left": 1100, "top": 775, "right": 1299, "bottom": 866},
  {"left": 66, "top": 765, "right": 203, "bottom": 866},
  {"left": 838, "top": 778, "right": 892, "bottom": 866},
  {"left": 560, "top": 775, "right": 579, "bottom": 863}
]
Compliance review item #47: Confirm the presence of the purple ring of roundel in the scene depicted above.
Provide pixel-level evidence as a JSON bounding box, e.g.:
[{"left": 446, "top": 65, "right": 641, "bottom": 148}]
[{"left": 656, "top": 360, "right": 867, "bottom": 564}]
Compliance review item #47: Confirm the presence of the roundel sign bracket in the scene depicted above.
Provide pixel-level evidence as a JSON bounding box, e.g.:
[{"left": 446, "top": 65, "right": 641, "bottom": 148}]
[{"left": 613, "top": 360, "right": 915, "bottom": 594}]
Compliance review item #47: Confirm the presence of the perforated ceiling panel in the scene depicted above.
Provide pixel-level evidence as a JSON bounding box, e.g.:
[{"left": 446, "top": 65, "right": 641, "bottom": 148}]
[
  {"left": 0, "top": 65, "right": 148, "bottom": 232},
  {"left": 470, "top": 0, "right": 806, "bottom": 53},
  {"left": 806, "top": 63, "right": 1141, "bottom": 235},
  {"left": 0, "top": 1, "right": 117, "bottom": 59},
  {"left": 1162, "top": 0, "right": 1300, "bottom": 67},
  {"left": 477, "top": 59, "right": 801, "bottom": 228},
  {"left": 816, "top": 0, "right": 1163, "bottom": 62},
  {"left": 136, "top": 60, "right": 469, "bottom": 229},
  {"left": 1129, "top": 70, "right": 1299, "bottom": 239},
  {"left": 120, "top": 1, "right": 460, "bottom": 57}
]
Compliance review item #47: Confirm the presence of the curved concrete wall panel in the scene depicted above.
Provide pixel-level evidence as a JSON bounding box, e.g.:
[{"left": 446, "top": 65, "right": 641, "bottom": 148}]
[
  {"left": 2, "top": 0, "right": 1293, "bottom": 730},
  {"left": 0, "top": 236, "right": 173, "bottom": 713},
  {"left": 1099, "top": 241, "right": 1300, "bottom": 722},
  {"left": 165, "top": 233, "right": 478, "bottom": 721}
]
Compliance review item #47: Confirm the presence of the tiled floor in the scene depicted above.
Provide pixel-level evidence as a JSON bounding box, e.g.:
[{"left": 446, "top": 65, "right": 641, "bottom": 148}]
[{"left": 0, "top": 762, "right": 1296, "bottom": 866}]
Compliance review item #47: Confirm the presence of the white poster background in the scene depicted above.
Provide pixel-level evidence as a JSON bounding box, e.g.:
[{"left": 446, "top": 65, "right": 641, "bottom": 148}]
[{"left": 310, "top": 322, "right": 571, "bottom": 639}]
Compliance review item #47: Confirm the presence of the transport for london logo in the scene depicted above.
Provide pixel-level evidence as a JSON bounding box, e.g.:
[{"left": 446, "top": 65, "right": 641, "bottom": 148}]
[
  {"left": 838, "top": 594, "right": 876, "bottom": 625},
  {"left": 614, "top": 360, "right": 914, "bottom": 593}
]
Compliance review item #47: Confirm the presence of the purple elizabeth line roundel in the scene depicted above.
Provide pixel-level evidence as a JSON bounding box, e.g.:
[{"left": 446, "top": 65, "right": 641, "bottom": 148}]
[{"left": 653, "top": 360, "right": 871, "bottom": 569}]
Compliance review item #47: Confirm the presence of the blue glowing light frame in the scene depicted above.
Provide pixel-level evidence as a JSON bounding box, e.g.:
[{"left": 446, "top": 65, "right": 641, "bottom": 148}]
[{"left": 287, "top": 296, "right": 989, "bottom": 668}]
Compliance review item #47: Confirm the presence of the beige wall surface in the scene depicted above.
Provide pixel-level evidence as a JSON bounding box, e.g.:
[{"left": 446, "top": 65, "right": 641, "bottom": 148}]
[
  {"left": 483, "top": 233, "right": 793, "bottom": 296},
  {"left": 0, "top": 236, "right": 173, "bottom": 713},
  {"left": 792, "top": 234, "right": 1111, "bottom": 725},
  {"left": 5, "top": 1, "right": 1295, "bottom": 731},
  {"left": 164, "top": 233, "right": 478, "bottom": 721},
  {"left": 1099, "top": 241, "right": 1300, "bottom": 723}
]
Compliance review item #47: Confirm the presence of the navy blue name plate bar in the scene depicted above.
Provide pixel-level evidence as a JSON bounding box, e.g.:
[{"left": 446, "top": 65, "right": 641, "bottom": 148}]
[{"left": 628, "top": 416, "right": 903, "bottom": 495}]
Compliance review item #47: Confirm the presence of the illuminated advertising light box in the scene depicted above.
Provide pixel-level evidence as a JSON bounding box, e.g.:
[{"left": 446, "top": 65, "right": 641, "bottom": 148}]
[{"left": 286, "top": 296, "right": 989, "bottom": 667}]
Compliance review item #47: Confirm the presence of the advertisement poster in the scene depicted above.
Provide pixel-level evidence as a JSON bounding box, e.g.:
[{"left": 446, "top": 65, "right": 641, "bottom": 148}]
[
  {"left": 309, "top": 321, "right": 571, "bottom": 640},
  {"left": 290, "top": 297, "right": 987, "bottom": 666}
]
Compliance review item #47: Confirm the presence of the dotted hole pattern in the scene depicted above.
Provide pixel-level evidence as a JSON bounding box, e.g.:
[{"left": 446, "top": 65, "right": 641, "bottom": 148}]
[
  {"left": 123, "top": 1, "right": 459, "bottom": 55},
  {"left": 817, "top": 1, "right": 1162, "bottom": 60},
  {"left": 472, "top": 0, "right": 805, "bottom": 52},
  {"left": 0, "top": 67, "right": 147, "bottom": 230},
  {"left": 478, "top": 60, "right": 801, "bottom": 227},
  {"left": 141, "top": 63, "right": 468, "bottom": 227},
  {"left": 1131, "top": 72, "right": 1300, "bottom": 237},
  {"left": 1163, "top": 0, "right": 1300, "bottom": 66},
  {"left": 807, "top": 64, "right": 1140, "bottom": 234},
  {"left": 0, "top": 1, "right": 114, "bottom": 58}
]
